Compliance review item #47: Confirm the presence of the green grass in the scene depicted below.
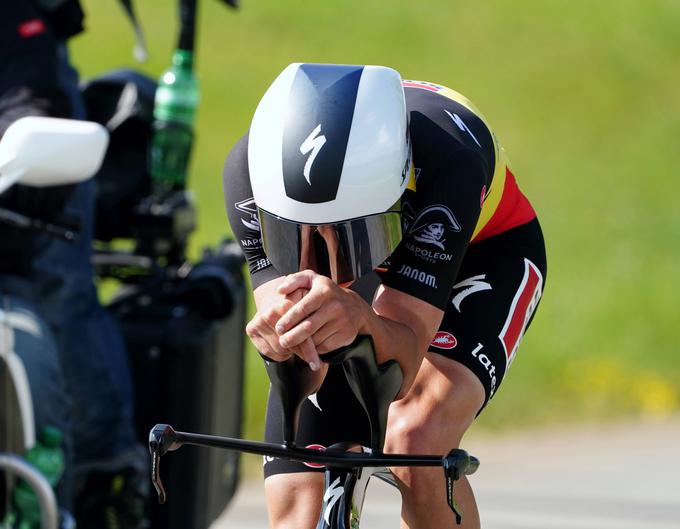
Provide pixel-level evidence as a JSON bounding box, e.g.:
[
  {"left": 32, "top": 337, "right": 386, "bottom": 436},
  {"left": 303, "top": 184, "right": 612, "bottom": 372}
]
[{"left": 72, "top": 0, "right": 680, "bottom": 438}]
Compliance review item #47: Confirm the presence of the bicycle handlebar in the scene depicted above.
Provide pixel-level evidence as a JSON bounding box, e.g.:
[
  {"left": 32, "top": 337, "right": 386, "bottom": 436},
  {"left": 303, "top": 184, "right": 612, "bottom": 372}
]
[
  {"left": 149, "top": 422, "right": 479, "bottom": 519},
  {"left": 149, "top": 424, "right": 479, "bottom": 469},
  {"left": 149, "top": 336, "right": 479, "bottom": 524}
]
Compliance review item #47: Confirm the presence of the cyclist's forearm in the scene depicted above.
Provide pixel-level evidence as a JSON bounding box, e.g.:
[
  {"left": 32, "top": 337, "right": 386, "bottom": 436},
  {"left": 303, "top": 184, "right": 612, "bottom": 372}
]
[
  {"left": 357, "top": 285, "right": 445, "bottom": 398},
  {"left": 272, "top": 271, "right": 435, "bottom": 393}
]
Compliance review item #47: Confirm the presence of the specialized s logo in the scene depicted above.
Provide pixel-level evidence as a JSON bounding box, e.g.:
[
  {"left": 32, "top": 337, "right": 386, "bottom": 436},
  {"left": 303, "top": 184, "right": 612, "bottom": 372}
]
[
  {"left": 282, "top": 64, "right": 361, "bottom": 204},
  {"left": 451, "top": 274, "right": 492, "bottom": 312},
  {"left": 300, "top": 124, "right": 327, "bottom": 185},
  {"left": 444, "top": 110, "right": 482, "bottom": 148},
  {"left": 323, "top": 477, "right": 345, "bottom": 525}
]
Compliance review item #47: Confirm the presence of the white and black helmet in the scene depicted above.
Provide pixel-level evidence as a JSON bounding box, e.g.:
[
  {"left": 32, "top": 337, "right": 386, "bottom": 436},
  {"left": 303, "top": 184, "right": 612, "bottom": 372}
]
[{"left": 248, "top": 63, "right": 412, "bottom": 284}]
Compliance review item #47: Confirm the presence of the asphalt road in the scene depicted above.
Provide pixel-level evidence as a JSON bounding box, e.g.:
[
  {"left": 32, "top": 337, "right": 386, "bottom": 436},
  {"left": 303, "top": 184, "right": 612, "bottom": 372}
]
[{"left": 210, "top": 417, "right": 680, "bottom": 529}]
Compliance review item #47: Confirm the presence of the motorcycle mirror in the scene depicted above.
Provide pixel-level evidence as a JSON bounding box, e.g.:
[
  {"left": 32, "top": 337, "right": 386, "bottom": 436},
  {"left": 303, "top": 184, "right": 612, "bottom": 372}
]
[{"left": 0, "top": 116, "right": 109, "bottom": 194}]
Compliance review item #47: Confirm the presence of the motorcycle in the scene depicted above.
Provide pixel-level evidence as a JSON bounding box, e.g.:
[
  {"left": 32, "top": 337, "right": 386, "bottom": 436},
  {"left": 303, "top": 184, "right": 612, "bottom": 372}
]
[{"left": 0, "top": 116, "right": 109, "bottom": 529}]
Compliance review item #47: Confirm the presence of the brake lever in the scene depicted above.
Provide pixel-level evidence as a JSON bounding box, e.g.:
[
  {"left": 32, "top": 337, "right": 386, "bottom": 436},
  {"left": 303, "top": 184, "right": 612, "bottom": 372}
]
[
  {"left": 149, "top": 424, "right": 182, "bottom": 504},
  {"left": 442, "top": 449, "right": 468, "bottom": 525},
  {"left": 150, "top": 446, "right": 166, "bottom": 504}
]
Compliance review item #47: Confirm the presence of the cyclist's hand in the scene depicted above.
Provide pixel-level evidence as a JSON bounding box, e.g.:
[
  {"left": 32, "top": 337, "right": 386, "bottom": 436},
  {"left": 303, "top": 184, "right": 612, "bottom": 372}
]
[
  {"left": 248, "top": 278, "right": 323, "bottom": 370},
  {"left": 275, "top": 270, "right": 367, "bottom": 354}
]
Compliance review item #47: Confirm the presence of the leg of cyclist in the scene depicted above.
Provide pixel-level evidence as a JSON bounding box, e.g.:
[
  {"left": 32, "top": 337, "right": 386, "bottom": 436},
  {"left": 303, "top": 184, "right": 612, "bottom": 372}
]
[
  {"left": 262, "top": 351, "right": 486, "bottom": 529},
  {"left": 386, "top": 219, "right": 547, "bottom": 529},
  {"left": 265, "top": 473, "right": 324, "bottom": 529},
  {"left": 385, "top": 355, "right": 484, "bottom": 529},
  {"left": 262, "top": 364, "right": 373, "bottom": 529}
]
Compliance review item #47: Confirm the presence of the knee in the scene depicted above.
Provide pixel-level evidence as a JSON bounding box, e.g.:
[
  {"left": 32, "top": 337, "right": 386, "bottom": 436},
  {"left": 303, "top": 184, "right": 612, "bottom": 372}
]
[
  {"left": 384, "top": 413, "right": 446, "bottom": 497},
  {"left": 384, "top": 395, "right": 481, "bottom": 493},
  {"left": 264, "top": 473, "right": 323, "bottom": 529},
  {"left": 385, "top": 393, "right": 479, "bottom": 456},
  {"left": 385, "top": 358, "right": 485, "bottom": 455},
  {"left": 385, "top": 409, "right": 449, "bottom": 456}
]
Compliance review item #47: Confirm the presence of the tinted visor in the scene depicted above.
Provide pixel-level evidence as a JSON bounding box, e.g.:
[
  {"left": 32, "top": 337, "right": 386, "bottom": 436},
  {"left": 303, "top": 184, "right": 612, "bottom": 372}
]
[{"left": 258, "top": 208, "right": 402, "bottom": 284}]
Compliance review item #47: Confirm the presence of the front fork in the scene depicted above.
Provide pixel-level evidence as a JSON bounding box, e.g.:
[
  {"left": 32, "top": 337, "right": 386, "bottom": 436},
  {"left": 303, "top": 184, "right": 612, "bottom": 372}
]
[
  {"left": 316, "top": 464, "right": 371, "bottom": 529},
  {"left": 316, "top": 446, "right": 471, "bottom": 528},
  {"left": 314, "top": 442, "right": 376, "bottom": 529}
]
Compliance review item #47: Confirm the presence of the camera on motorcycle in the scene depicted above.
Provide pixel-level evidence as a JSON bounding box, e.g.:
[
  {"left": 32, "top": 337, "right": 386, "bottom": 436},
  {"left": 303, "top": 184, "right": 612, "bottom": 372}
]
[{"left": 82, "top": 70, "right": 197, "bottom": 262}]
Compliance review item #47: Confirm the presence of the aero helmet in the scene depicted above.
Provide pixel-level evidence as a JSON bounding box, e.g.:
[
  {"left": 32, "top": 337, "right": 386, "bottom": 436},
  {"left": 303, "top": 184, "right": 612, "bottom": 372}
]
[{"left": 248, "top": 63, "right": 413, "bottom": 284}]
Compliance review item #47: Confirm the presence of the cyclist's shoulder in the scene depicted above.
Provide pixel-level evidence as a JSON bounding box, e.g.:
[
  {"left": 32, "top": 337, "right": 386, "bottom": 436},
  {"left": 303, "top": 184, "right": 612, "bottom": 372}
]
[
  {"left": 404, "top": 80, "right": 498, "bottom": 169},
  {"left": 404, "top": 80, "right": 481, "bottom": 110},
  {"left": 403, "top": 80, "right": 494, "bottom": 132},
  {"left": 404, "top": 81, "right": 497, "bottom": 185}
]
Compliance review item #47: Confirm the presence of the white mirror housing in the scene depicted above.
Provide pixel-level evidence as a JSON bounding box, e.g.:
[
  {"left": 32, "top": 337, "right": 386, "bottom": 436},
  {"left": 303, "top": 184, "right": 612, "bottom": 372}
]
[{"left": 0, "top": 116, "right": 109, "bottom": 194}]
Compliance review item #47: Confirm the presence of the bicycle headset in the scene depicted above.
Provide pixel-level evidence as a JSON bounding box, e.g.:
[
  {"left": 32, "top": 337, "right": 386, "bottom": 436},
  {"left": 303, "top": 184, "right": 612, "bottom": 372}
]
[{"left": 248, "top": 63, "right": 414, "bottom": 285}]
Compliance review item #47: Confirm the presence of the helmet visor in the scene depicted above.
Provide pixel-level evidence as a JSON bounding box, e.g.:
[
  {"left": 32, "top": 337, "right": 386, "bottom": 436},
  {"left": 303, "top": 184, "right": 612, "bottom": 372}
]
[{"left": 258, "top": 208, "right": 402, "bottom": 284}]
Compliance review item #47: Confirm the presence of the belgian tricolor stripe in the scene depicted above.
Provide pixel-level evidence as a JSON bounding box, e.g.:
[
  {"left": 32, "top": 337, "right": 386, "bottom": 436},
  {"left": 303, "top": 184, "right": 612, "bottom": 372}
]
[
  {"left": 472, "top": 168, "right": 536, "bottom": 243},
  {"left": 402, "top": 81, "right": 441, "bottom": 92}
]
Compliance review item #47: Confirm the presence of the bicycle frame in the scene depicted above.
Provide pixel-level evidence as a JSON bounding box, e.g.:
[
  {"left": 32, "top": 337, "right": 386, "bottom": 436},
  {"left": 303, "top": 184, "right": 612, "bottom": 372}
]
[{"left": 149, "top": 335, "right": 480, "bottom": 527}]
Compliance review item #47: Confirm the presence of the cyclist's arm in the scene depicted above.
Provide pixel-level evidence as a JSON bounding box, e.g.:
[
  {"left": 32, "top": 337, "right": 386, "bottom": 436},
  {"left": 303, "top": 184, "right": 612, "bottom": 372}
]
[
  {"left": 364, "top": 285, "right": 444, "bottom": 397},
  {"left": 274, "top": 274, "right": 438, "bottom": 397},
  {"left": 276, "top": 148, "right": 488, "bottom": 395},
  {"left": 224, "top": 133, "right": 324, "bottom": 368},
  {"left": 223, "top": 132, "right": 282, "bottom": 289}
]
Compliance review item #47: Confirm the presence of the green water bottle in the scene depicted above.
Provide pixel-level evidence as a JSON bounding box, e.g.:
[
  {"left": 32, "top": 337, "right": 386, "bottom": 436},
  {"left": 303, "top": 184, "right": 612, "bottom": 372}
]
[
  {"left": 11, "top": 427, "right": 65, "bottom": 529},
  {"left": 150, "top": 48, "right": 200, "bottom": 194}
]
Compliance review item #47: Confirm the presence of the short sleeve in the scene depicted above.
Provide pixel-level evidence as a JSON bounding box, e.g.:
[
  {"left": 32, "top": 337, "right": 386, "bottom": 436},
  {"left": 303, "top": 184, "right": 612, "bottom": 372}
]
[{"left": 379, "top": 149, "right": 486, "bottom": 309}]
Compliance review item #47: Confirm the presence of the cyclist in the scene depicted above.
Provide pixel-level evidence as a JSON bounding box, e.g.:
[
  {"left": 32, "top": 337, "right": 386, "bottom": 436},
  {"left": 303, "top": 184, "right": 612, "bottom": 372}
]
[{"left": 223, "top": 63, "right": 547, "bottom": 529}]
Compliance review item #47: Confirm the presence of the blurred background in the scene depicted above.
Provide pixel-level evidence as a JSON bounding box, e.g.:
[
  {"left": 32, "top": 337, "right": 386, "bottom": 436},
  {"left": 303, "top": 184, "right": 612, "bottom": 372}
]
[{"left": 70, "top": 0, "right": 680, "bottom": 440}]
